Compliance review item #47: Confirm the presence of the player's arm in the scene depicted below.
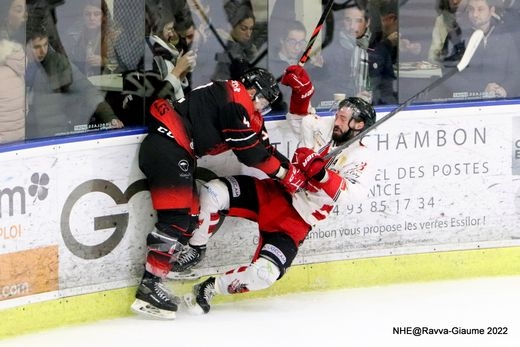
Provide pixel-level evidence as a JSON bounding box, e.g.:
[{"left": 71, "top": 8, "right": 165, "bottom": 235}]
[
  {"left": 219, "top": 102, "right": 283, "bottom": 176},
  {"left": 258, "top": 122, "right": 291, "bottom": 166},
  {"left": 280, "top": 65, "right": 315, "bottom": 116},
  {"left": 292, "top": 147, "right": 345, "bottom": 199},
  {"left": 220, "top": 102, "right": 306, "bottom": 194}
]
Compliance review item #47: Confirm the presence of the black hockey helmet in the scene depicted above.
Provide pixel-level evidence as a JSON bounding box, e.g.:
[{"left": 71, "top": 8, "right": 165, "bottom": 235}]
[
  {"left": 338, "top": 97, "right": 376, "bottom": 130},
  {"left": 239, "top": 67, "right": 281, "bottom": 104}
]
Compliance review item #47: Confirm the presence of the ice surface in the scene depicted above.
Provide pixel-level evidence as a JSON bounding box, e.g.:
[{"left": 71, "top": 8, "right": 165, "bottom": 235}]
[{"left": 2, "top": 275, "right": 519, "bottom": 347}]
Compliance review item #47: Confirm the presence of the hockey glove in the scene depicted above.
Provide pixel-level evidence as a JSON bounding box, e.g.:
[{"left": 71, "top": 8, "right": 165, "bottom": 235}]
[
  {"left": 291, "top": 147, "right": 326, "bottom": 179},
  {"left": 277, "top": 163, "right": 307, "bottom": 195},
  {"left": 280, "top": 65, "right": 314, "bottom": 115}
]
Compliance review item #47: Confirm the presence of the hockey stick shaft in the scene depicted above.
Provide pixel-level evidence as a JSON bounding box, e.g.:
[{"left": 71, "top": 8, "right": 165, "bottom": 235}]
[
  {"left": 298, "top": 0, "right": 336, "bottom": 66},
  {"left": 190, "top": 0, "right": 234, "bottom": 61},
  {"left": 324, "top": 29, "right": 484, "bottom": 160}
]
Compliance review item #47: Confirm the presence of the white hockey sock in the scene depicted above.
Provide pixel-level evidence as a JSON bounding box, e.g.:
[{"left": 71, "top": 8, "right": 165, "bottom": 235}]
[
  {"left": 190, "top": 179, "right": 230, "bottom": 246},
  {"left": 215, "top": 257, "right": 280, "bottom": 295}
]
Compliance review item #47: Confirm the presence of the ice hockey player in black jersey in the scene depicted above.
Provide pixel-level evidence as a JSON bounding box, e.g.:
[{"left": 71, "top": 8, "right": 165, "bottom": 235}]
[{"left": 131, "top": 67, "right": 308, "bottom": 319}]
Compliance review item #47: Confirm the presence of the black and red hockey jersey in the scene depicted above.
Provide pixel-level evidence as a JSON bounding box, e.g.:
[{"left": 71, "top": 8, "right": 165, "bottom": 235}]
[{"left": 171, "top": 80, "right": 287, "bottom": 176}]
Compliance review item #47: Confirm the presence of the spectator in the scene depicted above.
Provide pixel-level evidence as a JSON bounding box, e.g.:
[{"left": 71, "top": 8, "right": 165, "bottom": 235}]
[
  {"left": 146, "top": 5, "right": 196, "bottom": 100},
  {"left": 368, "top": 0, "right": 399, "bottom": 105},
  {"left": 315, "top": 2, "right": 373, "bottom": 104},
  {"left": 268, "top": 19, "right": 310, "bottom": 115},
  {"left": 212, "top": 1, "right": 257, "bottom": 80},
  {"left": 0, "top": 0, "right": 27, "bottom": 43},
  {"left": 270, "top": 20, "right": 307, "bottom": 74},
  {"left": 0, "top": 0, "right": 27, "bottom": 144},
  {"left": 0, "top": 40, "right": 26, "bottom": 144},
  {"left": 27, "top": 0, "right": 68, "bottom": 56},
  {"left": 428, "top": 0, "right": 465, "bottom": 64},
  {"left": 175, "top": 17, "right": 197, "bottom": 53},
  {"left": 25, "top": 25, "right": 123, "bottom": 139},
  {"left": 372, "top": 0, "right": 422, "bottom": 64},
  {"left": 68, "top": 0, "right": 120, "bottom": 77},
  {"left": 174, "top": 17, "right": 198, "bottom": 91},
  {"left": 439, "top": 0, "right": 520, "bottom": 100}
]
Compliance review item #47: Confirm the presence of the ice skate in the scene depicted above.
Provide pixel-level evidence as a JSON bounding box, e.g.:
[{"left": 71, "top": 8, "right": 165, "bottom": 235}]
[
  {"left": 183, "top": 276, "right": 216, "bottom": 314},
  {"left": 166, "top": 268, "right": 202, "bottom": 280},
  {"left": 168, "top": 244, "right": 206, "bottom": 280},
  {"left": 131, "top": 272, "right": 179, "bottom": 320}
]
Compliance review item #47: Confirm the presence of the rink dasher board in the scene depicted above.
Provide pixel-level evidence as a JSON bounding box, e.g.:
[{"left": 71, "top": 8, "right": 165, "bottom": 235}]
[{"left": 1, "top": 103, "right": 520, "bottom": 312}]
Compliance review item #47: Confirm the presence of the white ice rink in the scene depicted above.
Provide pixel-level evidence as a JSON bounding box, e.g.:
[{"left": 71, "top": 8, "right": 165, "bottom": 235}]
[{"left": 2, "top": 275, "right": 520, "bottom": 347}]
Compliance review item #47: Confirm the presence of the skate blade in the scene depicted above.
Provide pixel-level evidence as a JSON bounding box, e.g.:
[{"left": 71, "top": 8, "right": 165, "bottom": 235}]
[
  {"left": 182, "top": 293, "right": 205, "bottom": 315},
  {"left": 167, "top": 269, "right": 201, "bottom": 280},
  {"left": 131, "top": 299, "right": 176, "bottom": 320}
]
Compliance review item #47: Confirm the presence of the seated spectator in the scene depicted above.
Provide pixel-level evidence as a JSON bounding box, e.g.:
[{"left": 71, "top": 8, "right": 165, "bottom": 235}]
[
  {"left": 68, "top": 0, "right": 120, "bottom": 77},
  {"left": 174, "top": 17, "right": 198, "bottom": 90},
  {"left": 437, "top": 0, "right": 520, "bottom": 101},
  {"left": 428, "top": 0, "right": 465, "bottom": 64},
  {"left": 25, "top": 25, "right": 123, "bottom": 139},
  {"left": 212, "top": 1, "right": 257, "bottom": 80},
  {"left": 314, "top": 2, "right": 373, "bottom": 104},
  {"left": 268, "top": 19, "right": 322, "bottom": 114},
  {"left": 268, "top": 20, "right": 308, "bottom": 114},
  {"left": 146, "top": 6, "right": 196, "bottom": 100},
  {"left": 368, "top": 0, "right": 399, "bottom": 105}
]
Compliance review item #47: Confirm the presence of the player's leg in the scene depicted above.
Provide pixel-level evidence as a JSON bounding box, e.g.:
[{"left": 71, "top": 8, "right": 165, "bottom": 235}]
[
  {"left": 171, "top": 175, "right": 260, "bottom": 273},
  {"left": 184, "top": 231, "right": 298, "bottom": 314},
  {"left": 184, "top": 178, "right": 312, "bottom": 313},
  {"left": 132, "top": 133, "right": 198, "bottom": 319},
  {"left": 171, "top": 178, "right": 230, "bottom": 272}
]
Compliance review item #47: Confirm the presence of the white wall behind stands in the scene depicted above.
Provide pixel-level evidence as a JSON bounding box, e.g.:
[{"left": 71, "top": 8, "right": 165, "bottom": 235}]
[{"left": 1, "top": 102, "right": 520, "bottom": 338}]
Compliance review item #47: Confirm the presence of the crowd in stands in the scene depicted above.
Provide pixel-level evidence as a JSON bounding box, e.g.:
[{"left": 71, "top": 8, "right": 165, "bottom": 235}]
[{"left": 0, "top": 0, "right": 519, "bottom": 145}]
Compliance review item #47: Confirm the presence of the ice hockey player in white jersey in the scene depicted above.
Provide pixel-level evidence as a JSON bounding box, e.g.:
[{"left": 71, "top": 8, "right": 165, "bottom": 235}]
[{"left": 176, "top": 64, "right": 377, "bottom": 314}]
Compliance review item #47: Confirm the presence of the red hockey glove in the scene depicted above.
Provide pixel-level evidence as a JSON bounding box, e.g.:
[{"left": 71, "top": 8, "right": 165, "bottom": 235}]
[
  {"left": 291, "top": 147, "right": 325, "bottom": 179},
  {"left": 278, "top": 163, "right": 307, "bottom": 195},
  {"left": 307, "top": 169, "right": 346, "bottom": 198},
  {"left": 280, "top": 65, "right": 314, "bottom": 115}
]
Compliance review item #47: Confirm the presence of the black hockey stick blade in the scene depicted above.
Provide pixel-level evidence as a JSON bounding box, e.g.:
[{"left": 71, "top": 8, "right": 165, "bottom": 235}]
[{"left": 323, "top": 29, "right": 485, "bottom": 160}]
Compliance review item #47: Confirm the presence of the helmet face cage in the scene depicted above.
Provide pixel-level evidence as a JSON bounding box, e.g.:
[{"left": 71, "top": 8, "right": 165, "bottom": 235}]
[
  {"left": 240, "top": 68, "right": 280, "bottom": 104},
  {"left": 337, "top": 97, "right": 376, "bottom": 130}
]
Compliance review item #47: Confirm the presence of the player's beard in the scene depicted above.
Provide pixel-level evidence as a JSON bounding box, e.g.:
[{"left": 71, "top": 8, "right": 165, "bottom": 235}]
[{"left": 331, "top": 126, "right": 355, "bottom": 144}]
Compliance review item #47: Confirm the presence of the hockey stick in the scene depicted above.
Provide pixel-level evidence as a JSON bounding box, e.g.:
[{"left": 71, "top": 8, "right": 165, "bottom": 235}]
[
  {"left": 189, "top": 0, "right": 234, "bottom": 62},
  {"left": 298, "top": 0, "right": 336, "bottom": 66},
  {"left": 324, "top": 29, "right": 484, "bottom": 160}
]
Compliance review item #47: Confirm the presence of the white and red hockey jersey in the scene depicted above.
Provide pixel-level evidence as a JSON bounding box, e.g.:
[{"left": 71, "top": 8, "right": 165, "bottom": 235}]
[{"left": 292, "top": 114, "right": 374, "bottom": 226}]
